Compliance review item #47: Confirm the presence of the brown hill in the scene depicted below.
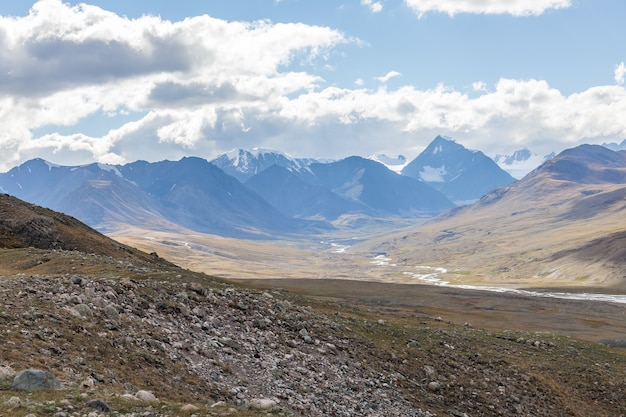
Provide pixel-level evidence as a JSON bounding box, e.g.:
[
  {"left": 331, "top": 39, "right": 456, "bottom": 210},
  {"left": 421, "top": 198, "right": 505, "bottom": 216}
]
[
  {"left": 0, "top": 193, "right": 174, "bottom": 268},
  {"left": 360, "top": 145, "right": 626, "bottom": 288}
]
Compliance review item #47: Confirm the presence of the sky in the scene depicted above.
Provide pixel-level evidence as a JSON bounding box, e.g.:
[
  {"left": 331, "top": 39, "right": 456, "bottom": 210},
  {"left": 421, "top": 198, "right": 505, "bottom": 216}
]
[{"left": 0, "top": 0, "right": 625, "bottom": 172}]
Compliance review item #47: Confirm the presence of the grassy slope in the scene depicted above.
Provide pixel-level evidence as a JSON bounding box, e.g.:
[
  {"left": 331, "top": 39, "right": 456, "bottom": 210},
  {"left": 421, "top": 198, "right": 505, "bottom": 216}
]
[{"left": 358, "top": 180, "right": 626, "bottom": 289}]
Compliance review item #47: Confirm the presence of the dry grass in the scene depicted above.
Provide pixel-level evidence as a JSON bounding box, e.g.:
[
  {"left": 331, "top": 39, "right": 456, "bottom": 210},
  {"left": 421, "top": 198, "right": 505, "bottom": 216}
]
[
  {"left": 107, "top": 182, "right": 626, "bottom": 292},
  {"left": 235, "top": 277, "right": 626, "bottom": 343},
  {"left": 358, "top": 181, "right": 626, "bottom": 288}
]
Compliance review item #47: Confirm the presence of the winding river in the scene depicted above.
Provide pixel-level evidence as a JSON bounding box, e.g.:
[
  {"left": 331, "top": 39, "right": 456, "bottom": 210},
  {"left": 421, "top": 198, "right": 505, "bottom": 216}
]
[{"left": 372, "top": 257, "right": 626, "bottom": 305}]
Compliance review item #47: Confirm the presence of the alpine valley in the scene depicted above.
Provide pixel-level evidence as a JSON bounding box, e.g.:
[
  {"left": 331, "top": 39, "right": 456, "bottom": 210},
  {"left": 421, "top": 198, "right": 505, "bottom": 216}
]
[
  {"left": 2, "top": 136, "right": 626, "bottom": 416},
  {"left": 0, "top": 134, "right": 624, "bottom": 290}
]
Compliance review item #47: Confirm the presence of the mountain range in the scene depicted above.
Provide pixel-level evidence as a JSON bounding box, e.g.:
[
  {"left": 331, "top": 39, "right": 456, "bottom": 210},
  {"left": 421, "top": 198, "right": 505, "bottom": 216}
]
[
  {"left": 0, "top": 157, "right": 328, "bottom": 238},
  {"left": 210, "top": 147, "right": 322, "bottom": 182},
  {"left": 245, "top": 156, "right": 454, "bottom": 220},
  {"left": 1, "top": 136, "right": 520, "bottom": 237}
]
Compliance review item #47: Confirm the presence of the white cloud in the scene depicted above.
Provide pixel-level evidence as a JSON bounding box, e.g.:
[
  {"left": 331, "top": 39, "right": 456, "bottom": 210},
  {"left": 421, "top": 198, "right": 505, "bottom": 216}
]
[
  {"left": 375, "top": 71, "right": 401, "bottom": 83},
  {"left": 615, "top": 62, "right": 626, "bottom": 85},
  {"left": 0, "top": 0, "right": 625, "bottom": 173},
  {"left": 472, "top": 81, "right": 488, "bottom": 92},
  {"left": 276, "top": 78, "right": 626, "bottom": 158},
  {"left": 0, "top": 0, "right": 348, "bottom": 170},
  {"left": 361, "top": 0, "right": 383, "bottom": 13},
  {"left": 404, "top": 0, "right": 571, "bottom": 17}
]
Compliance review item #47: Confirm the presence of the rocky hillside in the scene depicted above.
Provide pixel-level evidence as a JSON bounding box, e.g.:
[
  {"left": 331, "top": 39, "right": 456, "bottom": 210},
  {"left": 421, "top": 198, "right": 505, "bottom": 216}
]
[
  {"left": 1, "top": 195, "right": 626, "bottom": 416},
  {"left": 0, "top": 193, "right": 173, "bottom": 267},
  {"left": 1, "top": 248, "right": 626, "bottom": 416}
]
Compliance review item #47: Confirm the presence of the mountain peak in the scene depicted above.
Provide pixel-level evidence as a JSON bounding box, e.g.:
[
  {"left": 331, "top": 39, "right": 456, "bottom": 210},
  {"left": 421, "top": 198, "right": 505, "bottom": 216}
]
[
  {"left": 402, "top": 136, "right": 515, "bottom": 203},
  {"left": 211, "top": 148, "right": 320, "bottom": 182},
  {"left": 15, "top": 158, "right": 61, "bottom": 172},
  {"left": 427, "top": 135, "right": 462, "bottom": 154}
]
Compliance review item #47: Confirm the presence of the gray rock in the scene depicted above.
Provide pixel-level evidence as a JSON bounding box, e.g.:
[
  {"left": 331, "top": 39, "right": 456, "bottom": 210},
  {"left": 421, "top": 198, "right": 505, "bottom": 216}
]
[
  {"left": 427, "top": 381, "right": 442, "bottom": 392},
  {"left": 249, "top": 398, "right": 278, "bottom": 409},
  {"left": 135, "top": 389, "right": 158, "bottom": 401},
  {"left": 12, "top": 369, "right": 62, "bottom": 391},
  {"left": 85, "top": 399, "right": 111, "bottom": 412},
  {"left": 4, "top": 396, "right": 20, "bottom": 407},
  {"left": 423, "top": 365, "right": 437, "bottom": 379},
  {"left": 73, "top": 303, "right": 93, "bottom": 318},
  {"left": 103, "top": 304, "right": 120, "bottom": 321}
]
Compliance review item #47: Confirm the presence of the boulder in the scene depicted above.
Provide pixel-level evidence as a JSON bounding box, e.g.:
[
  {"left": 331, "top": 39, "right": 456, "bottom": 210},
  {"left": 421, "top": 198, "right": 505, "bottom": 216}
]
[
  {"left": 249, "top": 398, "right": 278, "bottom": 409},
  {"left": 135, "top": 390, "right": 158, "bottom": 401},
  {"left": 85, "top": 399, "right": 111, "bottom": 412},
  {"left": 12, "top": 369, "right": 62, "bottom": 391}
]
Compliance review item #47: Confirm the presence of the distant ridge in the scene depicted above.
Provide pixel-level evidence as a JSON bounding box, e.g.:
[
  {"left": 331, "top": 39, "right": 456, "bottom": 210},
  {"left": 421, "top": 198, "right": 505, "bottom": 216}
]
[
  {"left": 0, "top": 157, "right": 331, "bottom": 239},
  {"left": 246, "top": 156, "right": 455, "bottom": 219}
]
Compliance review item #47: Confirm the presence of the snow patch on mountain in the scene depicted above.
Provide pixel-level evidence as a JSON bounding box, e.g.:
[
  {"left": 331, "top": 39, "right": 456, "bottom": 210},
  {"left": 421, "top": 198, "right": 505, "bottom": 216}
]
[
  {"left": 96, "top": 164, "right": 123, "bottom": 177},
  {"left": 44, "top": 161, "right": 61, "bottom": 171},
  {"left": 419, "top": 165, "right": 447, "bottom": 182},
  {"left": 366, "top": 154, "right": 408, "bottom": 174},
  {"left": 211, "top": 148, "right": 322, "bottom": 182},
  {"left": 494, "top": 149, "right": 554, "bottom": 180}
]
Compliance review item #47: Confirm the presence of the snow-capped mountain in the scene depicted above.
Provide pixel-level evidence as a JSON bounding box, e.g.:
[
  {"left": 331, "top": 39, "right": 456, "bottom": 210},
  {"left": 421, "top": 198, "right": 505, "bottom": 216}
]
[
  {"left": 0, "top": 158, "right": 330, "bottom": 238},
  {"left": 210, "top": 148, "right": 323, "bottom": 182},
  {"left": 246, "top": 156, "right": 454, "bottom": 219},
  {"left": 494, "top": 149, "right": 555, "bottom": 180},
  {"left": 366, "top": 154, "right": 408, "bottom": 174},
  {"left": 401, "top": 136, "right": 516, "bottom": 204}
]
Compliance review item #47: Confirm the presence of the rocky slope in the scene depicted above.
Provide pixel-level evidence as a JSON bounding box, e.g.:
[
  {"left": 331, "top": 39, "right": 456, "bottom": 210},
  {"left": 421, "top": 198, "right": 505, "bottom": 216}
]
[
  {"left": 2, "top": 248, "right": 626, "bottom": 416},
  {"left": 1, "top": 195, "right": 626, "bottom": 416},
  {"left": 0, "top": 193, "right": 173, "bottom": 267}
]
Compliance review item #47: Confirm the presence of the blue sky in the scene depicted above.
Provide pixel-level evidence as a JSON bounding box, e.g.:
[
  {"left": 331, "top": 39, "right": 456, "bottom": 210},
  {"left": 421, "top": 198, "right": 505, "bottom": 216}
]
[{"left": 0, "top": 0, "right": 624, "bottom": 174}]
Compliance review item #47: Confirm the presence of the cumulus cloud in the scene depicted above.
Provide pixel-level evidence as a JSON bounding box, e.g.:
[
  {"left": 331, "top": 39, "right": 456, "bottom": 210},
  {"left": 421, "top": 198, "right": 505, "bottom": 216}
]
[
  {"left": 0, "top": 0, "right": 625, "bottom": 173},
  {"left": 0, "top": 0, "right": 347, "bottom": 170},
  {"left": 615, "top": 62, "right": 626, "bottom": 85},
  {"left": 404, "top": 0, "right": 571, "bottom": 17},
  {"left": 275, "top": 78, "right": 626, "bottom": 158},
  {"left": 361, "top": 0, "right": 383, "bottom": 13}
]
